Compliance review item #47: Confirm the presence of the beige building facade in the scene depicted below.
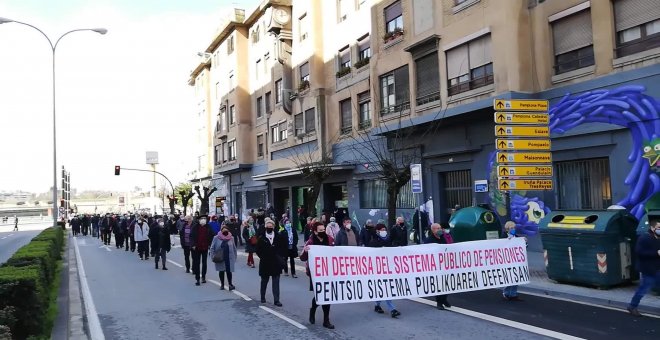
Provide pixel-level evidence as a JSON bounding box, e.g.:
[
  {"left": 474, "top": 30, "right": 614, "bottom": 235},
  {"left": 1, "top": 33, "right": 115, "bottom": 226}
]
[{"left": 190, "top": 0, "right": 660, "bottom": 240}]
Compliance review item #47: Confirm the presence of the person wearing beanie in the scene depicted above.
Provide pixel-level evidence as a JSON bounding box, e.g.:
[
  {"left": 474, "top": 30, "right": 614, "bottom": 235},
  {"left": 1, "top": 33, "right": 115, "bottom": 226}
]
[
  {"left": 191, "top": 214, "right": 214, "bottom": 286},
  {"left": 256, "top": 219, "right": 286, "bottom": 306}
]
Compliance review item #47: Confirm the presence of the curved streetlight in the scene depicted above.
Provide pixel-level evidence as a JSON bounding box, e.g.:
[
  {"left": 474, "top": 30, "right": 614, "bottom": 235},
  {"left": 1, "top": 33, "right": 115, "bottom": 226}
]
[{"left": 0, "top": 17, "right": 107, "bottom": 228}]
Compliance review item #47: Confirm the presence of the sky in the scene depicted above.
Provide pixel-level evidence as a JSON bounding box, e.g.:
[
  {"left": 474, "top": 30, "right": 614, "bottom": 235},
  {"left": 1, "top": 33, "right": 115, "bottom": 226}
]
[{"left": 0, "top": 0, "right": 260, "bottom": 194}]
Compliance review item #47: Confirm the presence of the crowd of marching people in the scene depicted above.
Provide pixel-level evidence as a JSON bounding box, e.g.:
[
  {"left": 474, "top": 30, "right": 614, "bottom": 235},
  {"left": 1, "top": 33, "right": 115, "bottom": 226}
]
[{"left": 67, "top": 205, "right": 528, "bottom": 330}]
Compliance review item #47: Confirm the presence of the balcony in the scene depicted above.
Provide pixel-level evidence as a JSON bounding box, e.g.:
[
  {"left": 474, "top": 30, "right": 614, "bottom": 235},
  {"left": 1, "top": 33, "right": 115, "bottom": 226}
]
[
  {"left": 340, "top": 126, "right": 353, "bottom": 135},
  {"left": 358, "top": 120, "right": 372, "bottom": 130},
  {"left": 380, "top": 102, "right": 410, "bottom": 117}
]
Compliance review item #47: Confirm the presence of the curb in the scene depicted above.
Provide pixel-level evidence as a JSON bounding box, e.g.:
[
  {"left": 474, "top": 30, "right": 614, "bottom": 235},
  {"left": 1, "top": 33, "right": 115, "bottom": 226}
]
[
  {"left": 518, "top": 284, "right": 660, "bottom": 317},
  {"left": 67, "top": 234, "right": 89, "bottom": 340}
]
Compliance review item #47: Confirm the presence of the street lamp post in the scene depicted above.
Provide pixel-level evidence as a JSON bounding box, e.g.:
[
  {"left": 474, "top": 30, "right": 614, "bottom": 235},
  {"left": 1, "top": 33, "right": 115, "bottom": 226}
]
[{"left": 0, "top": 17, "right": 107, "bottom": 228}]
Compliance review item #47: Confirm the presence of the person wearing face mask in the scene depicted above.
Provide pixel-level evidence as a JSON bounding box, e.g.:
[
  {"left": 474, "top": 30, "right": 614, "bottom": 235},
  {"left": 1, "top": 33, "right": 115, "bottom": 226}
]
[
  {"left": 335, "top": 217, "right": 361, "bottom": 246},
  {"left": 360, "top": 219, "right": 375, "bottom": 246},
  {"left": 256, "top": 219, "right": 286, "bottom": 306},
  {"left": 627, "top": 220, "right": 660, "bottom": 317},
  {"left": 300, "top": 222, "right": 335, "bottom": 329},
  {"left": 190, "top": 214, "right": 214, "bottom": 286},
  {"left": 210, "top": 226, "right": 237, "bottom": 290},
  {"left": 179, "top": 216, "right": 194, "bottom": 273},
  {"left": 242, "top": 220, "right": 257, "bottom": 268},
  {"left": 280, "top": 220, "right": 299, "bottom": 278},
  {"left": 502, "top": 221, "right": 524, "bottom": 301},
  {"left": 134, "top": 216, "right": 150, "bottom": 260},
  {"left": 225, "top": 216, "right": 242, "bottom": 247},
  {"left": 369, "top": 223, "right": 401, "bottom": 318},
  {"left": 151, "top": 218, "right": 170, "bottom": 270},
  {"left": 390, "top": 216, "right": 408, "bottom": 247},
  {"left": 424, "top": 223, "right": 453, "bottom": 310}
]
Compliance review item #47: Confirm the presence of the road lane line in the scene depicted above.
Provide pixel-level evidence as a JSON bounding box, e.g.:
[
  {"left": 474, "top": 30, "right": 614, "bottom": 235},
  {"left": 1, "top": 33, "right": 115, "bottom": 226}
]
[
  {"left": 207, "top": 279, "right": 253, "bottom": 301},
  {"left": 167, "top": 259, "right": 184, "bottom": 268},
  {"left": 409, "top": 297, "right": 584, "bottom": 340},
  {"left": 518, "top": 290, "right": 660, "bottom": 319},
  {"left": 259, "top": 306, "right": 307, "bottom": 330},
  {"left": 1, "top": 237, "right": 6, "bottom": 240},
  {"left": 73, "top": 237, "right": 105, "bottom": 340}
]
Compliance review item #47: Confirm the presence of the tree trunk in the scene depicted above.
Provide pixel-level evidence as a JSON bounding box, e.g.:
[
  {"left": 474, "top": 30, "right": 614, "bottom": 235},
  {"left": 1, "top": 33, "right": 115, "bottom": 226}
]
[
  {"left": 386, "top": 184, "right": 398, "bottom": 227},
  {"left": 306, "top": 183, "right": 322, "bottom": 217}
]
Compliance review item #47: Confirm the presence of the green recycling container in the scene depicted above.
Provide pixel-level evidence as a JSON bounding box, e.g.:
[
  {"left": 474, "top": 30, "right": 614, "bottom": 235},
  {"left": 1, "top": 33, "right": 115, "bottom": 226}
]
[
  {"left": 539, "top": 209, "right": 638, "bottom": 288},
  {"left": 448, "top": 207, "right": 502, "bottom": 243},
  {"left": 636, "top": 193, "right": 660, "bottom": 294}
]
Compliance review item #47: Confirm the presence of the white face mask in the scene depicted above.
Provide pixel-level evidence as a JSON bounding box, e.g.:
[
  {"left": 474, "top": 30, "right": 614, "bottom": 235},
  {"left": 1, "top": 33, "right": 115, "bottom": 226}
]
[
  {"left": 378, "top": 231, "right": 387, "bottom": 238},
  {"left": 655, "top": 228, "right": 660, "bottom": 236},
  {"left": 199, "top": 219, "right": 207, "bottom": 225},
  {"left": 346, "top": 223, "right": 352, "bottom": 229},
  {"left": 159, "top": 222, "right": 164, "bottom": 226}
]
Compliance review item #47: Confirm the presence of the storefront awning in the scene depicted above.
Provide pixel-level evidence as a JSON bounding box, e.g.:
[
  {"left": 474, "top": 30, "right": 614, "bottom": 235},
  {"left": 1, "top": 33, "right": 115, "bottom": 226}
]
[{"left": 251, "top": 164, "right": 354, "bottom": 181}]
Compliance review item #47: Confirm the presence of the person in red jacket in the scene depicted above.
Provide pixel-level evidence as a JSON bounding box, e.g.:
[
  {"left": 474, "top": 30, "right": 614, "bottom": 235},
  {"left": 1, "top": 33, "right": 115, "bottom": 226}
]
[{"left": 191, "top": 214, "right": 214, "bottom": 286}]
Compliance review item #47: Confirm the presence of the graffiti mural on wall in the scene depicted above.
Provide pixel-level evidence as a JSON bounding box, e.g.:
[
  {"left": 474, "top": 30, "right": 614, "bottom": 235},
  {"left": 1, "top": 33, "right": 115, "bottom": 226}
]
[{"left": 488, "top": 85, "right": 660, "bottom": 234}]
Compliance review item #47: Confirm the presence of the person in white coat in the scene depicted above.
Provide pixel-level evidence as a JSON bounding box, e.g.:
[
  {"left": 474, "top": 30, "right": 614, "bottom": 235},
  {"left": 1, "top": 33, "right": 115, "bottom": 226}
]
[{"left": 134, "top": 216, "right": 151, "bottom": 260}]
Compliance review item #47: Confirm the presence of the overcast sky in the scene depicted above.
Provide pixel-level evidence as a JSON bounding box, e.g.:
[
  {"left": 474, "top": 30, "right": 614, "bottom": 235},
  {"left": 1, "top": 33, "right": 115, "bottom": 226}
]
[{"left": 0, "top": 0, "right": 259, "bottom": 194}]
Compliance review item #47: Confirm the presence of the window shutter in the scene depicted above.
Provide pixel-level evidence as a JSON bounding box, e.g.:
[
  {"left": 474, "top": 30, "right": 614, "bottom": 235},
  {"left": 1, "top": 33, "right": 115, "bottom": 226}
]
[
  {"left": 385, "top": 1, "right": 402, "bottom": 22},
  {"left": 359, "top": 35, "right": 371, "bottom": 52},
  {"left": 300, "top": 62, "right": 310, "bottom": 77},
  {"left": 614, "top": 0, "right": 660, "bottom": 32},
  {"left": 446, "top": 44, "right": 469, "bottom": 79},
  {"left": 393, "top": 65, "right": 410, "bottom": 106},
  {"left": 358, "top": 91, "right": 370, "bottom": 102},
  {"left": 340, "top": 49, "right": 350, "bottom": 64},
  {"left": 341, "top": 100, "right": 352, "bottom": 128},
  {"left": 468, "top": 35, "right": 492, "bottom": 68},
  {"left": 552, "top": 10, "right": 593, "bottom": 55},
  {"left": 415, "top": 52, "right": 440, "bottom": 98},
  {"left": 295, "top": 113, "right": 304, "bottom": 133},
  {"left": 305, "top": 108, "right": 316, "bottom": 132}
]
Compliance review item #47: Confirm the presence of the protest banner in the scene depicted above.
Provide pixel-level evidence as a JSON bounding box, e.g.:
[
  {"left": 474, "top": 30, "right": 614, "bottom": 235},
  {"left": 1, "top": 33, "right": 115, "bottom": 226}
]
[{"left": 307, "top": 238, "right": 529, "bottom": 305}]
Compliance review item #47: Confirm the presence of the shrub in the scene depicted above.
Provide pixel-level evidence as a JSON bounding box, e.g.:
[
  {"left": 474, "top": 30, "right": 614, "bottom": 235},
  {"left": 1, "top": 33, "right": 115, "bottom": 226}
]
[{"left": 0, "top": 265, "right": 47, "bottom": 339}]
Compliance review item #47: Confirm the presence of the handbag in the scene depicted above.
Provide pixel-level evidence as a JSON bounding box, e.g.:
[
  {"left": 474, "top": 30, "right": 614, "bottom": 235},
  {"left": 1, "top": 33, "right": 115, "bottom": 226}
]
[
  {"left": 212, "top": 248, "right": 225, "bottom": 263},
  {"left": 249, "top": 235, "right": 257, "bottom": 245}
]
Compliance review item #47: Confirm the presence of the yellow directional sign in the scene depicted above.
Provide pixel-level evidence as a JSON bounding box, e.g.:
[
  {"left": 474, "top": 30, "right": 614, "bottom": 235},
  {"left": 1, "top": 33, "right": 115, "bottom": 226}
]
[
  {"left": 495, "top": 125, "right": 549, "bottom": 137},
  {"left": 496, "top": 139, "right": 551, "bottom": 150},
  {"left": 494, "top": 112, "right": 549, "bottom": 124},
  {"left": 494, "top": 99, "right": 549, "bottom": 112},
  {"left": 497, "top": 152, "right": 552, "bottom": 164},
  {"left": 498, "top": 179, "right": 553, "bottom": 191},
  {"left": 497, "top": 166, "right": 553, "bottom": 177}
]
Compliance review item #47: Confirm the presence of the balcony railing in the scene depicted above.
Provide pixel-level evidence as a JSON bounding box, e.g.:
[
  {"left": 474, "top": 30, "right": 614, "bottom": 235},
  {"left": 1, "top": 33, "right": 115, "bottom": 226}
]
[
  {"left": 553, "top": 53, "right": 594, "bottom": 75},
  {"left": 448, "top": 74, "right": 493, "bottom": 96},
  {"left": 341, "top": 126, "right": 353, "bottom": 135},
  {"left": 416, "top": 91, "right": 441, "bottom": 106},
  {"left": 380, "top": 102, "right": 410, "bottom": 116},
  {"left": 615, "top": 35, "right": 660, "bottom": 58},
  {"left": 358, "top": 120, "right": 372, "bottom": 130}
]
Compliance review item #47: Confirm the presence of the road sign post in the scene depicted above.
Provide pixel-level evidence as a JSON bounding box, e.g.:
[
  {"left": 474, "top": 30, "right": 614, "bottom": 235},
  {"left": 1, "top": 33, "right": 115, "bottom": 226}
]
[{"left": 410, "top": 164, "right": 423, "bottom": 244}]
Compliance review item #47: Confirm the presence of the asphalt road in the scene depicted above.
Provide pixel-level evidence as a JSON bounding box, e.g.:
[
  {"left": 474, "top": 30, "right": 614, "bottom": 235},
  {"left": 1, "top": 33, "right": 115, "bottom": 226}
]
[
  {"left": 75, "top": 235, "right": 548, "bottom": 340},
  {"left": 0, "top": 228, "right": 43, "bottom": 264}
]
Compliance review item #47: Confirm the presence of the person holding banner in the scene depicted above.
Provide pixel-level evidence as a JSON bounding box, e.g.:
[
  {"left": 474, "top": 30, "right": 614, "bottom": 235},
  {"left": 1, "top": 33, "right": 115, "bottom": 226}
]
[
  {"left": 335, "top": 217, "right": 361, "bottom": 247},
  {"left": 502, "top": 221, "right": 524, "bottom": 301},
  {"left": 300, "top": 221, "right": 335, "bottom": 329},
  {"left": 256, "top": 219, "right": 286, "bottom": 306},
  {"left": 368, "top": 223, "right": 401, "bottom": 318},
  {"left": 359, "top": 219, "right": 375, "bottom": 246},
  {"left": 424, "top": 222, "right": 453, "bottom": 310}
]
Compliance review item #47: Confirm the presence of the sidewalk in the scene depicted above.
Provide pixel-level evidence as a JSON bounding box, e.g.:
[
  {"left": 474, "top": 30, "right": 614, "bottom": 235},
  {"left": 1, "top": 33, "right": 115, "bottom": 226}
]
[{"left": 522, "top": 250, "right": 660, "bottom": 317}]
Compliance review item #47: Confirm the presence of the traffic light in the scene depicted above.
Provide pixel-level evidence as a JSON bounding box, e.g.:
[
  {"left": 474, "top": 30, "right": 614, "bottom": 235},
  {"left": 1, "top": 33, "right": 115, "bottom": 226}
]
[{"left": 114, "top": 165, "right": 121, "bottom": 175}]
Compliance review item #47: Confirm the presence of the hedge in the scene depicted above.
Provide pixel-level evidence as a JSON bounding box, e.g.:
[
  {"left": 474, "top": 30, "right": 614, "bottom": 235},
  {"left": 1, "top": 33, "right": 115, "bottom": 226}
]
[{"left": 0, "top": 227, "right": 64, "bottom": 339}]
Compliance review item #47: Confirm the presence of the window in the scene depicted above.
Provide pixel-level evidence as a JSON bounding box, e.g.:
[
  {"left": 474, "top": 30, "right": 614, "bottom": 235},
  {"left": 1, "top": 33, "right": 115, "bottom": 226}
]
[
  {"left": 252, "top": 26, "right": 260, "bottom": 44},
  {"left": 305, "top": 108, "right": 316, "bottom": 132},
  {"left": 340, "top": 99, "right": 352, "bottom": 134},
  {"left": 299, "top": 13, "right": 308, "bottom": 41},
  {"left": 358, "top": 92, "right": 371, "bottom": 129},
  {"left": 256, "top": 59, "right": 261, "bottom": 80},
  {"left": 257, "top": 134, "right": 264, "bottom": 157},
  {"left": 385, "top": 1, "right": 403, "bottom": 34},
  {"left": 271, "top": 124, "right": 280, "bottom": 143},
  {"left": 446, "top": 35, "right": 493, "bottom": 95},
  {"left": 379, "top": 65, "right": 410, "bottom": 116},
  {"left": 358, "top": 35, "right": 371, "bottom": 61},
  {"left": 415, "top": 52, "right": 440, "bottom": 105},
  {"left": 338, "top": 0, "right": 351, "bottom": 22},
  {"left": 359, "top": 179, "right": 415, "bottom": 208},
  {"left": 556, "top": 158, "right": 611, "bottom": 209},
  {"left": 227, "top": 35, "right": 234, "bottom": 54},
  {"left": 614, "top": 0, "right": 660, "bottom": 57},
  {"left": 294, "top": 113, "right": 304, "bottom": 136},
  {"left": 256, "top": 96, "right": 263, "bottom": 118},
  {"left": 278, "top": 121, "right": 288, "bottom": 141},
  {"left": 228, "top": 140, "right": 237, "bottom": 161},
  {"left": 229, "top": 105, "right": 236, "bottom": 125},
  {"left": 265, "top": 92, "right": 272, "bottom": 113},
  {"left": 222, "top": 142, "right": 227, "bottom": 163},
  {"left": 552, "top": 10, "right": 594, "bottom": 74},
  {"left": 339, "top": 47, "right": 351, "bottom": 68},
  {"left": 220, "top": 110, "right": 227, "bottom": 131},
  {"left": 300, "top": 62, "right": 310, "bottom": 82},
  {"left": 246, "top": 190, "right": 266, "bottom": 210},
  {"left": 275, "top": 79, "right": 283, "bottom": 103},
  {"left": 214, "top": 145, "right": 220, "bottom": 164},
  {"left": 442, "top": 170, "right": 472, "bottom": 214},
  {"left": 229, "top": 73, "right": 234, "bottom": 90}
]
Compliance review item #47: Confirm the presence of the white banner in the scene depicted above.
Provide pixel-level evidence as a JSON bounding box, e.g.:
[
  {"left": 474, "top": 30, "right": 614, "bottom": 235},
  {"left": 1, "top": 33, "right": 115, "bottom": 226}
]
[{"left": 308, "top": 238, "right": 529, "bottom": 305}]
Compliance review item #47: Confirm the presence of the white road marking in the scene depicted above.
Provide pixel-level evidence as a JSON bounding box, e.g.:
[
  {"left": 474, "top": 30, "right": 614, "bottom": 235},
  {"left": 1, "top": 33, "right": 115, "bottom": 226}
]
[
  {"left": 1, "top": 237, "right": 6, "bottom": 240},
  {"left": 172, "top": 245, "right": 181, "bottom": 249},
  {"left": 208, "top": 279, "right": 253, "bottom": 301},
  {"left": 259, "top": 306, "right": 307, "bottom": 330},
  {"left": 7, "top": 234, "right": 13, "bottom": 237},
  {"left": 519, "top": 290, "right": 660, "bottom": 319},
  {"left": 167, "top": 259, "right": 184, "bottom": 268},
  {"left": 409, "top": 297, "right": 585, "bottom": 340},
  {"left": 74, "top": 238, "right": 106, "bottom": 340}
]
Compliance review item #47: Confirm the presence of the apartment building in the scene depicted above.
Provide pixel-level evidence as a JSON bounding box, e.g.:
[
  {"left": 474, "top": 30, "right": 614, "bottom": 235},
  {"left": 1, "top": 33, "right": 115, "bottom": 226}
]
[{"left": 190, "top": 0, "right": 660, "bottom": 244}]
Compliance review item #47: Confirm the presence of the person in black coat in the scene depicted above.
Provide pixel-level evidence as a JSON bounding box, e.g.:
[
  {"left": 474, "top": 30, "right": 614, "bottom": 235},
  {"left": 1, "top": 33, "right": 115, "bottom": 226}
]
[
  {"left": 369, "top": 223, "right": 401, "bottom": 318},
  {"left": 389, "top": 216, "right": 408, "bottom": 247},
  {"left": 280, "top": 220, "right": 299, "bottom": 278},
  {"left": 628, "top": 221, "right": 660, "bottom": 316},
  {"left": 112, "top": 216, "right": 124, "bottom": 249},
  {"left": 256, "top": 219, "right": 286, "bottom": 306},
  {"left": 151, "top": 218, "right": 171, "bottom": 270},
  {"left": 424, "top": 222, "right": 454, "bottom": 310},
  {"left": 81, "top": 214, "right": 91, "bottom": 236},
  {"left": 190, "top": 215, "right": 214, "bottom": 285}
]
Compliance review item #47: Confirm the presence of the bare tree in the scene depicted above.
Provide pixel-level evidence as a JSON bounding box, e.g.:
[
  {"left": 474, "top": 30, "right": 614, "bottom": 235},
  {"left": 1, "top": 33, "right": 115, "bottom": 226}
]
[
  {"left": 194, "top": 185, "right": 217, "bottom": 216},
  {"left": 175, "top": 182, "right": 195, "bottom": 216}
]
